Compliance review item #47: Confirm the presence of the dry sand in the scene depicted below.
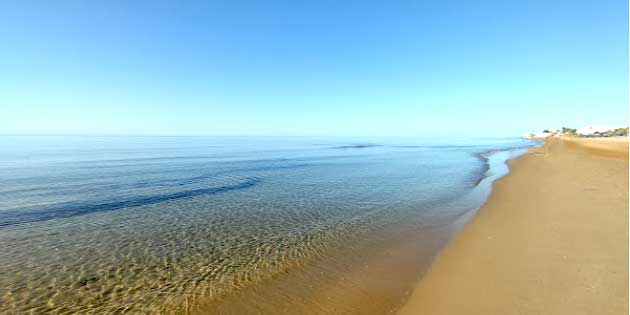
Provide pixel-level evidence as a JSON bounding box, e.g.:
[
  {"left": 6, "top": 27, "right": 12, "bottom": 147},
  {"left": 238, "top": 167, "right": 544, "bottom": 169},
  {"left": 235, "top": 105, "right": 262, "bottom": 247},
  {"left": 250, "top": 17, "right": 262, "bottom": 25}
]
[{"left": 398, "top": 137, "right": 628, "bottom": 315}]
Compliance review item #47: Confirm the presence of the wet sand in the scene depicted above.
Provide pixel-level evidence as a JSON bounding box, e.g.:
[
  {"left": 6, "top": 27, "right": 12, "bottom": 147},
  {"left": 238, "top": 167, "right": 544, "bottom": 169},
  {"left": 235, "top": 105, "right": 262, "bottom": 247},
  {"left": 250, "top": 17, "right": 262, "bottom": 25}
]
[{"left": 398, "top": 137, "right": 628, "bottom": 315}]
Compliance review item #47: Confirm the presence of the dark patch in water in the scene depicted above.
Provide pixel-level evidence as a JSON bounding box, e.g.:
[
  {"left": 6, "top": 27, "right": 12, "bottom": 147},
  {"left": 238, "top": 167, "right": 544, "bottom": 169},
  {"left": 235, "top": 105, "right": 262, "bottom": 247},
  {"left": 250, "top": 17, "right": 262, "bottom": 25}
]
[
  {"left": 0, "top": 163, "right": 306, "bottom": 197},
  {"left": 79, "top": 276, "right": 99, "bottom": 286},
  {"left": 0, "top": 178, "right": 260, "bottom": 228},
  {"left": 129, "top": 163, "right": 304, "bottom": 189},
  {"left": 332, "top": 144, "right": 382, "bottom": 149}
]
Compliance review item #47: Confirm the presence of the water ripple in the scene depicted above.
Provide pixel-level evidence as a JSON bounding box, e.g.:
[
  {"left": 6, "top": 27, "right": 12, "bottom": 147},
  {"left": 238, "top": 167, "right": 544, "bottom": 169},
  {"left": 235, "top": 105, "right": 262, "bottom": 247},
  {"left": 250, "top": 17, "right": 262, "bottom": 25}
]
[{"left": 0, "top": 177, "right": 260, "bottom": 228}]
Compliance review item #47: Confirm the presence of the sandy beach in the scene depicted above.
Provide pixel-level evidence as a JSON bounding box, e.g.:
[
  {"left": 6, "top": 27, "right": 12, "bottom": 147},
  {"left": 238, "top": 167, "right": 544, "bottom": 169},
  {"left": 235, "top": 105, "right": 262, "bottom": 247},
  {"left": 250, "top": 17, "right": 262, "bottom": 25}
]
[{"left": 398, "top": 137, "right": 628, "bottom": 315}]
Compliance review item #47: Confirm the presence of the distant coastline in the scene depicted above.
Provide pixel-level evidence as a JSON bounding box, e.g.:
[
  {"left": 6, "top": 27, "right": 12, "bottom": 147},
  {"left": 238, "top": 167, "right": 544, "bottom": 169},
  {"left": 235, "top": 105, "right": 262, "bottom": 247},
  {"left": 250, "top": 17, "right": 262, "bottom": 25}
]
[{"left": 524, "top": 126, "right": 629, "bottom": 140}]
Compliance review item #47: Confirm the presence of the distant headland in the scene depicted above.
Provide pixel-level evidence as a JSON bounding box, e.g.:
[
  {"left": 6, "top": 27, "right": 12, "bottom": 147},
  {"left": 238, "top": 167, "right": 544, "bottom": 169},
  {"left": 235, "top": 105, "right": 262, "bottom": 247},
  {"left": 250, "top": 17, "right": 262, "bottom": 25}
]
[{"left": 524, "top": 125, "right": 629, "bottom": 139}]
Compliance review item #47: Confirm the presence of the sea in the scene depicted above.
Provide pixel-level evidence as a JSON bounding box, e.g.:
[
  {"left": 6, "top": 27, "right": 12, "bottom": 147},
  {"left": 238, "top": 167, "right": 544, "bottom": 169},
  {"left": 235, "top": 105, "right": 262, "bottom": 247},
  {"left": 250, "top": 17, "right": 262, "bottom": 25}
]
[{"left": 0, "top": 136, "right": 539, "bottom": 315}]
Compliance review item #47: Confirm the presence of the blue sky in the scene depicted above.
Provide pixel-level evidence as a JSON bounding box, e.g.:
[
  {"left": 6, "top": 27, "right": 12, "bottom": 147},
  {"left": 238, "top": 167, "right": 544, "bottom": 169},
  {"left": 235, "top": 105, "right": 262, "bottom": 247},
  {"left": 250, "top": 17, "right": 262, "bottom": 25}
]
[{"left": 1, "top": 0, "right": 627, "bottom": 136}]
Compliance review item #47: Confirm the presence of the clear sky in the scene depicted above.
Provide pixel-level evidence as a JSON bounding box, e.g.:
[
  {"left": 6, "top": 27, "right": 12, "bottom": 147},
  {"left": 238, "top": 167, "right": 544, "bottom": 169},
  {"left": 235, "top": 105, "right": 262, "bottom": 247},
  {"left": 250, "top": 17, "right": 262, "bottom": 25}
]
[{"left": 1, "top": 0, "right": 627, "bottom": 136}]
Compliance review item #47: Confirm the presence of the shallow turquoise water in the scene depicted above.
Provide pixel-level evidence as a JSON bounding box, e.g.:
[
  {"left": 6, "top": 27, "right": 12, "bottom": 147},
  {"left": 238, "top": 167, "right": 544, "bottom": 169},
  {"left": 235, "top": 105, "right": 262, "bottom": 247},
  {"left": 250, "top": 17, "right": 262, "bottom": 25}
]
[{"left": 0, "top": 136, "right": 538, "bottom": 314}]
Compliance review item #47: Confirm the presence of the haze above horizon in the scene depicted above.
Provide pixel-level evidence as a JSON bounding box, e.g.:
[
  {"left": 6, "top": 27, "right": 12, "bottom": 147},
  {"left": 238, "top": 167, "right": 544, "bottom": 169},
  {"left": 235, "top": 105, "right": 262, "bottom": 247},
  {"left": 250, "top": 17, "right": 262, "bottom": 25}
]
[{"left": 1, "top": 0, "right": 627, "bottom": 137}]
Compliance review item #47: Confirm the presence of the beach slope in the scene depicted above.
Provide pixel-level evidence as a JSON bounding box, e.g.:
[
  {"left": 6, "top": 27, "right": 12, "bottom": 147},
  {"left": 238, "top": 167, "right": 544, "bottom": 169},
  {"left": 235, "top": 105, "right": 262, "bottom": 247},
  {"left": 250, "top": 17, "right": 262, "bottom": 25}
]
[{"left": 399, "top": 137, "right": 628, "bottom": 315}]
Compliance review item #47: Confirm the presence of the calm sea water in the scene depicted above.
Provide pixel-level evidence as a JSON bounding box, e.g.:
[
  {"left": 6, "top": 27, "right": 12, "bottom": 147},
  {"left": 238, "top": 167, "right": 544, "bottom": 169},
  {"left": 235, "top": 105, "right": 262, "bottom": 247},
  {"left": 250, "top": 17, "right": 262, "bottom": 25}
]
[{"left": 0, "top": 136, "right": 538, "bottom": 314}]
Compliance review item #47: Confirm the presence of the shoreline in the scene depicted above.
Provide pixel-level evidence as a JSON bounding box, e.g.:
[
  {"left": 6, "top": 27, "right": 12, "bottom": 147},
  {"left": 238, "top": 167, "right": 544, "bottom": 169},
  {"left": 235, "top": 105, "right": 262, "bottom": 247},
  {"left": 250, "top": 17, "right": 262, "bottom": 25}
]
[
  {"left": 0, "top": 137, "right": 542, "bottom": 315},
  {"left": 397, "top": 137, "right": 628, "bottom": 314},
  {"left": 192, "top": 143, "right": 537, "bottom": 314}
]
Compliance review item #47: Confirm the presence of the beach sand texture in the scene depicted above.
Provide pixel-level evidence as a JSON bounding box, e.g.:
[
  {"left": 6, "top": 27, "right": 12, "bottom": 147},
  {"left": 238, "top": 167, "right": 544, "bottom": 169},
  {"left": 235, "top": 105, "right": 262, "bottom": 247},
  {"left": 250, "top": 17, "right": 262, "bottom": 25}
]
[{"left": 398, "top": 137, "right": 628, "bottom": 315}]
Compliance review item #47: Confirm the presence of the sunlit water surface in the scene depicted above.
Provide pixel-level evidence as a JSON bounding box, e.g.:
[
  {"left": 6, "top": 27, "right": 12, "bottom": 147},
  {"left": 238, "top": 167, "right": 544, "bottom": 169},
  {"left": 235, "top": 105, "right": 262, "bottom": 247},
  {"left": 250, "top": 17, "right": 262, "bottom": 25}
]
[{"left": 0, "top": 136, "right": 538, "bottom": 314}]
